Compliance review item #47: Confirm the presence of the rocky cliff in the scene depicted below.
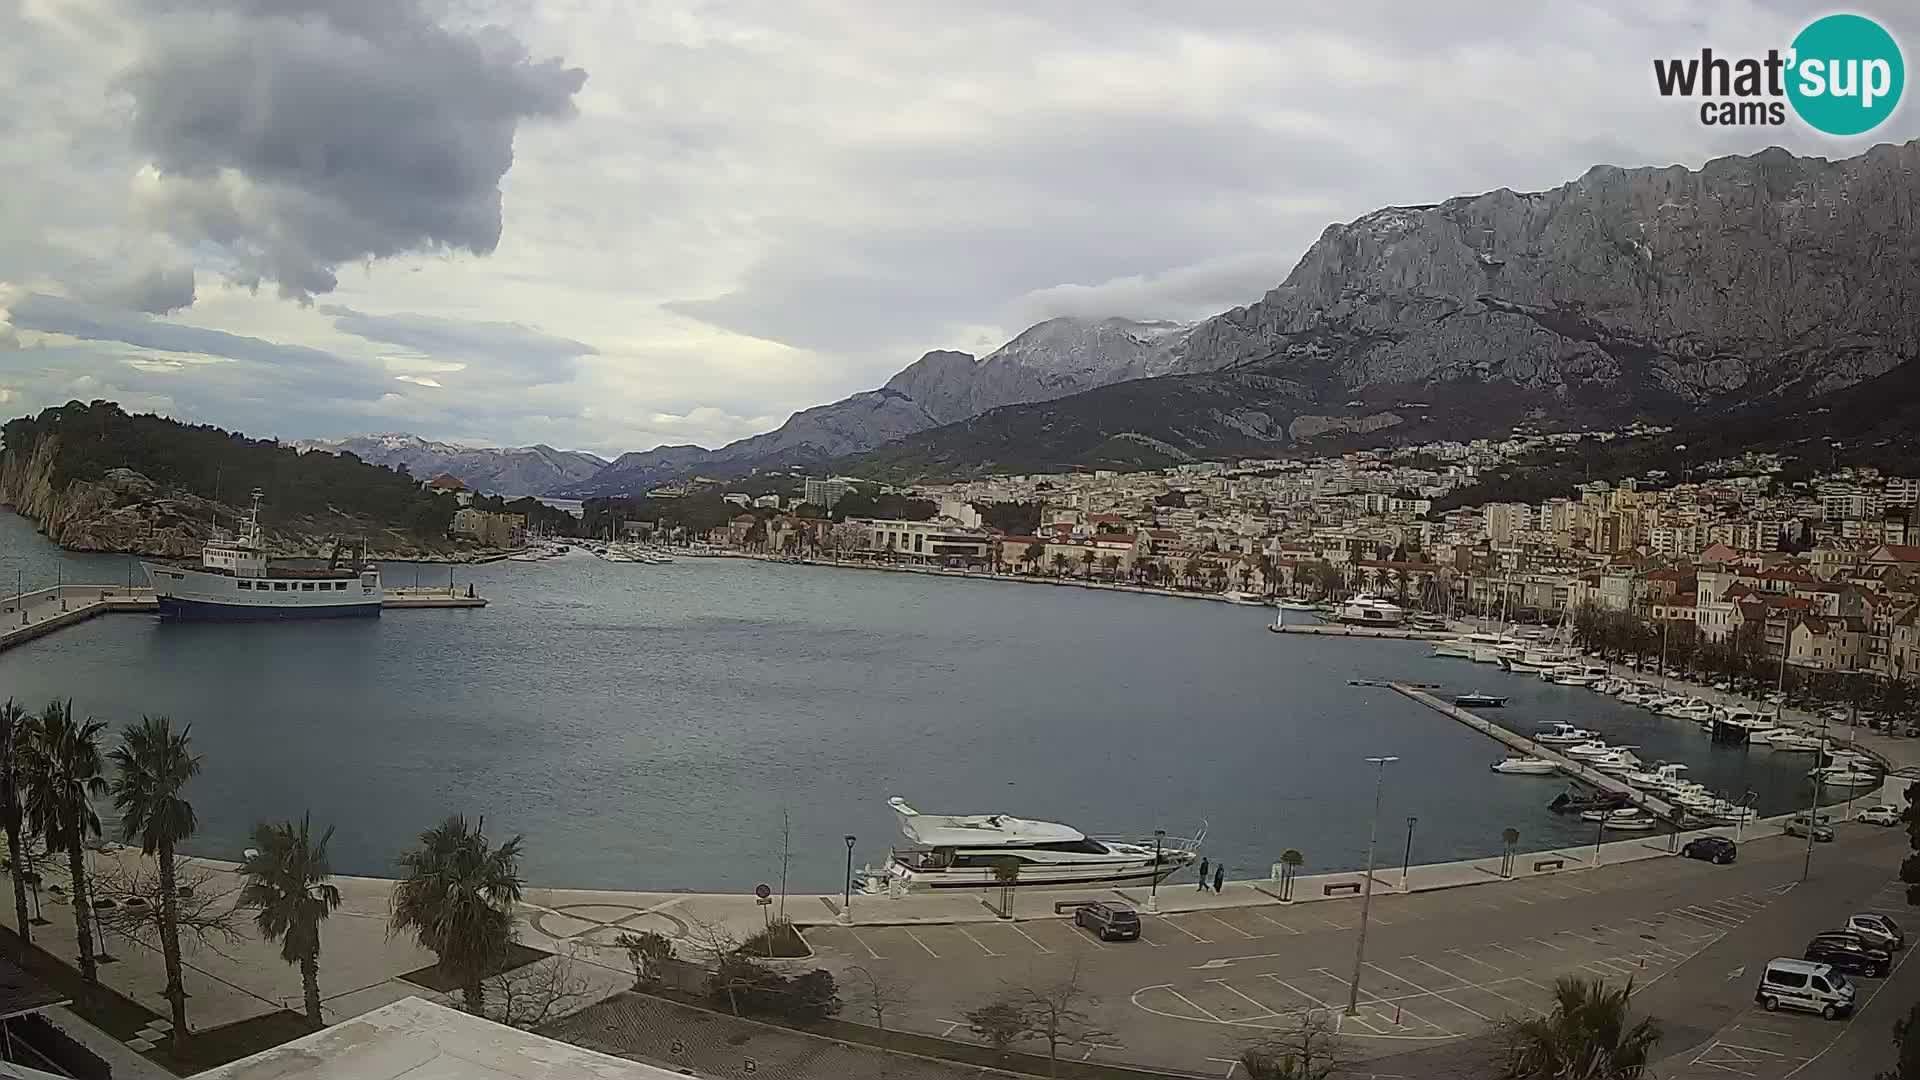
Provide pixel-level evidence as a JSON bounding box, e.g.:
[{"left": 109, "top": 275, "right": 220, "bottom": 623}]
[{"left": 843, "top": 141, "right": 1920, "bottom": 480}]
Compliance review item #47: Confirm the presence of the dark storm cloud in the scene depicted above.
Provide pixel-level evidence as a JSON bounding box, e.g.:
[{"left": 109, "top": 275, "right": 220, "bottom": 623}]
[
  {"left": 124, "top": 0, "right": 586, "bottom": 301},
  {"left": 77, "top": 262, "right": 197, "bottom": 315},
  {"left": 320, "top": 305, "right": 597, "bottom": 386}
]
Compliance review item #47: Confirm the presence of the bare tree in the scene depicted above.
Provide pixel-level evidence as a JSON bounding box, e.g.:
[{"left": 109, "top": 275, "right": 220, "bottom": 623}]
[
  {"left": 1238, "top": 1011, "right": 1353, "bottom": 1080},
  {"left": 1011, "top": 958, "right": 1116, "bottom": 1076},
  {"left": 846, "top": 964, "right": 911, "bottom": 1030},
  {"left": 91, "top": 856, "right": 241, "bottom": 963},
  {"left": 965, "top": 996, "right": 1028, "bottom": 1052},
  {"left": 483, "top": 955, "right": 595, "bottom": 1029}
]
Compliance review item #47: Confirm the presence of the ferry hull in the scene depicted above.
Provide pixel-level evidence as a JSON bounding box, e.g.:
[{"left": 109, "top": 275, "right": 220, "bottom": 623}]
[{"left": 157, "top": 596, "right": 381, "bottom": 621}]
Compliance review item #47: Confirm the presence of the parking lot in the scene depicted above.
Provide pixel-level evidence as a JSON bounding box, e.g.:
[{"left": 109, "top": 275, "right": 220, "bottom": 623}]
[{"left": 797, "top": 831, "right": 1875, "bottom": 1075}]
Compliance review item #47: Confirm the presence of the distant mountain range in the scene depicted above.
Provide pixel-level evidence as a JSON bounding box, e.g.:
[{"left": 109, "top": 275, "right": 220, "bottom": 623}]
[
  {"left": 294, "top": 434, "right": 605, "bottom": 496},
  {"left": 840, "top": 140, "right": 1920, "bottom": 480},
  {"left": 317, "top": 139, "right": 1920, "bottom": 495}
]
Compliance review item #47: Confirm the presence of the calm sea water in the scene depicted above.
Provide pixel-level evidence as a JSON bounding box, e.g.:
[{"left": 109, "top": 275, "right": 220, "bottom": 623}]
[{"left": 0, "top": 511, "right": 1837, "bottom": 892}]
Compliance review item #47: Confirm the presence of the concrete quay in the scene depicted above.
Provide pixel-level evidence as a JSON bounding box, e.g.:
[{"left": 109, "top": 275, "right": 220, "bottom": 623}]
[
  {"left": 0, "top": 583, "right": 487, "bottom": 655},
  {"left": 1268, "top": 622, "right": 1452, "bottom": 640},
  {"left": 1391, "top": 682, "right": 1681, "bottom": 819}
]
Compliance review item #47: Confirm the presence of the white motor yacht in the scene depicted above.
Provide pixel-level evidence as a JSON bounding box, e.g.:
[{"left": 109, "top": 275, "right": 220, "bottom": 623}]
[
  {"left": 1533, "top": 723, "right": 1599, "bottom": 745},
  {"left": 1491, "top": 757, "right": 1560, "bottom": 776},
  {"left": 1223, "top": 590, "right": 1266, "bottom": 606},
  {"left": 1587, "top": 749, "right": 1643, "bottom": 777},
  {"left": 1579, "top": 807, "right": 1658, "bottom": 831},
  {"left": 1765, "top": 732, "right": 1827, "bottom": 753},
  {"left": 858, "top": 797, "right": 1202, "bottom": 892},
  {"left": 1813, "top": 766, "right": 1881, "bottom": 789},
  {"left": 1333, "top": 594, "right": 1406, "bottom": 627},
  {"left": 1562, "top": 740, "right": 1617, "bottom": 760}
]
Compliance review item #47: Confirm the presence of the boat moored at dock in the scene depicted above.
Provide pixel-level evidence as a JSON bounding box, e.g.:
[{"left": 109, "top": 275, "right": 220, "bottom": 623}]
[
  {"left": 142, "top": 492, "right": 381, "bottom": 621},
  {"left": 858, "top": 796, "right": 1202, "bottom": 892}
]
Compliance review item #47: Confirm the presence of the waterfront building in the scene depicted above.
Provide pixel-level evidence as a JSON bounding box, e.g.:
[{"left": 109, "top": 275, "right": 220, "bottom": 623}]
[
  {"left": 450, "top": 508, "right": 526, "bottom": 547},
  {"left": 803, "top": 477, "right": 850, "bottom": 510},
  {"left": 851, "top": 516, "right": 994, "bottom": 565}
]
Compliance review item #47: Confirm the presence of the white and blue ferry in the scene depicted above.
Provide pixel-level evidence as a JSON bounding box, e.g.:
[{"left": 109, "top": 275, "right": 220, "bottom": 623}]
[{"left": 142, "top": 492, "right": 381, "bottom": 621}]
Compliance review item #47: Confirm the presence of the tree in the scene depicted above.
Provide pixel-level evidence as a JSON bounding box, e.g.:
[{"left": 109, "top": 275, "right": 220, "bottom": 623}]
[
  {"left": 240, "top": 815, "right": 343, "bottom": 1028},
  {"left": 1024, "top": 542, "right": 1046, "bottom": 572},
  {"left": 108, "top": 716, "right": 201, "bottom": 1051},
  {"left": 0, "top": 699, "right": 34, "bottom": 948},
  {"left": 846, "top": 964, "right": 910, "bottom": 1030},
  {"left": 1050, "top": 552, "right": 1069, "bottom": 577},
  {"left": 1079, "top": 549, "right": 1095, "bottom": 577},
  {"left": 991, "top": 857, "right": 1021, "bottom": 919},
  {"left": 1495, "top": 976, "right": 1661, "bottom": 1079},
  {"left": 21, "top": 700, "right": 107, "bottom": 983},
  {"left": 1277, "top": 849, "right": 1304, "bottom": 901},
  {"left": 965, "top": 996, "right": 1028, "bottom": 1052},
  {"left": 1239, "top": 1011, "right": 1352, "bottom": 1080},
  {"left": 389, "top": 815, "right": 525, "bottom": 1015},
  {"left": 1101, "top": 555, "right": 1121, "bottom": 578},
  {"left": 91, "top": 857, "right": 238, "bottom": 1016},
  {"left": 1014, "top": 958, "right": 1116, "bottom": 1076},
  {"left": 1902, "top": 781, "right": 1920, "bottom": 906},
  {"left": 484, "top": 955, "right": 594, "bottom": 1029},
  {"left": 1878, "top": 999, "right": 1920, "bottom": 1080},
  {"left": 614, "top": 930, "right": 673, "bottom": 989}
]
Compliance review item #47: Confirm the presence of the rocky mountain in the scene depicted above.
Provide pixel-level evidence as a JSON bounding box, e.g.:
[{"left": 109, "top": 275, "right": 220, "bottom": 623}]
[
  {"left": 297, "top": 433, "right": 606, "bottom": 495},
  {"left": 564, "top": 317, "right": 1191, "bottom": 495},
  {"left": 843, "top": 141, "right": 1920, "bottom": 480}
]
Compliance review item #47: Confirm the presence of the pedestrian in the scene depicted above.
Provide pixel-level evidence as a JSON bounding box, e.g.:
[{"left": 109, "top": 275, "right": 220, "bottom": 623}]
[
  {"left": 1213, "top": 865, "right": 1225, "bottom": 893},
  {"left": 1196, "top": 857, "right": 1210, "bottom": 889}
]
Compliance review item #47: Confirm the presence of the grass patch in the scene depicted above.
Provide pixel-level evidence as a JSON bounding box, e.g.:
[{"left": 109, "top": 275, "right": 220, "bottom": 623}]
[
  {"left": 398, "top": 942, "right": 549, "bottom": 993},
  {"left": 738, "top": 919, "right": 810, "bottom": 959}
]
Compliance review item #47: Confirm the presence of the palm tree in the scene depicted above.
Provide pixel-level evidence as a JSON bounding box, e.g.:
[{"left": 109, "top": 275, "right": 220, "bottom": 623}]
[
  {"left": 241, "top": 815, "right": 342, "bottom": 1028},
  {"left": 109, "top": 716, "right": 200, "bottom": 1050},
  {"left": 1079, "top": 549, "right": 1095, "bottom": 578},
  {"left": 0, "top": 699, "right": 34, "bottom": 947},
  {"left": 389, "top": 815, "right": 525, "bottom": 1015},
  {"left": 1496, "top": 976, "right": 1661, "bottom": 1079},
  {"left": 22, "top": 700, "right": 107, "bottom": 982},
  {"left": 1050, "top": 552, "right": 1069, "bottom": 577}
]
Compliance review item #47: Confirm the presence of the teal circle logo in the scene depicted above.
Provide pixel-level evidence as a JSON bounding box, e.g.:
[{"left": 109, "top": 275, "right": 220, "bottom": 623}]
[{"left": 1787, "top": 14, "right": 1904, "bottom": 135}]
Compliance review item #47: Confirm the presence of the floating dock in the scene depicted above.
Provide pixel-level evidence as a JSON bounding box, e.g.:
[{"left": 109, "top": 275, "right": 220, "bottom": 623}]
[
  {"left": 1, "top": 583, "right": 486, "bottom": 654},
  {"left": 1389, "top": 682, "right": 1677, "bottom": 819},
  {"left": 1269, "top": 623, "right": 1452, "bottom": 640}
]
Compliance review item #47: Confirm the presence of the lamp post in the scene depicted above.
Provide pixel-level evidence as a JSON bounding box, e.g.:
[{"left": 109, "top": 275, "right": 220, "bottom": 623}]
[
  {"left": 1148, "top": 829, "right": 1166, "bottom": 914},
  {"left": 1347, "top": 755, "right": 1398, "bottom": 1016},
  {"left": 1801, "top": 713, "right": 1831, "bottom": 883},
  {"left": 841, "top": 835, "right": 857, "bottom": 925},
  {"left": 1401, "top": 817, "right": 1417, "bottom": 890}
]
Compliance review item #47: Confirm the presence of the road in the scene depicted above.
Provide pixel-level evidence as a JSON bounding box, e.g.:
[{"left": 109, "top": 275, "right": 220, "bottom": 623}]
[{"left": 799, "top": 823, "right": 1913, "bottom": 1078}]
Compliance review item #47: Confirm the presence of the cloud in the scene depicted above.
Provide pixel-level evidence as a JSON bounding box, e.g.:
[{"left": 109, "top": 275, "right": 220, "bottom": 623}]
[
  {"left": 121, "top": 0, "right": 587, "bottom": 301},
  {"left": 320, "top": 305, "right": 597, "bottom": 387},
  {"left": 77, "top": 261, "right": 197, "bottom": 314},
  {"left": 1006, "top": 252, "right": 1295, "bottom": 326}
]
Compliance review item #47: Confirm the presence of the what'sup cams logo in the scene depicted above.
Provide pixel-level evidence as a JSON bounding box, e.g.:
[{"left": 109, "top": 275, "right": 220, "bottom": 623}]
[{"left": 1654, "top": 13, "right": 1904, "bottom": 135}]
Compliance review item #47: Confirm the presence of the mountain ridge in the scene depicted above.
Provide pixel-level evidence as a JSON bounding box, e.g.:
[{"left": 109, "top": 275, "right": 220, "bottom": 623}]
[{"left": 296, "top": 433, "right": 607, "bottom": 495}]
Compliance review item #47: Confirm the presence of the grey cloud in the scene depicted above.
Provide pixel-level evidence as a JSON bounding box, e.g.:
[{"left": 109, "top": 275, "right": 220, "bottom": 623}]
[
  {"left": 124, "top": 0, "right": 586, "bottom": 301},
  {"left": 320, "top": 306, "right": 597, "bottom": 387},
  {"left": 77, "top": 262, "right": 197, "bottom": 315},
  {"left": 1007, "top": 252, "right": 1294, "bottom": 327},
  {"left": 5, "top": 293, "right": 388, "bottom": 401}
]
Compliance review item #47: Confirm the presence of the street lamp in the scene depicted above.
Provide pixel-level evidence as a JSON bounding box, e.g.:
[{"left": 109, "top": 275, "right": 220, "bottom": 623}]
[
  {"left": 1148, "top": 829, "right": 1166, "bottom": 914},
  {"left": 841, "top": 835, "right": 857, "bottom": 925},
  {"left": 1347, "top": 755, "right": 1398, "bottom": 1016},
  {"left": 1401, "top": 817, "right": 1417, "bottom": 890}
]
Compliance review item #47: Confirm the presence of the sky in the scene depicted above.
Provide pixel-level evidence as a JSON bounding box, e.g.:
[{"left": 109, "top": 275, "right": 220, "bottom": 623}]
[{"left": 2, "top": 0, "right": 1918, "bottom": 458}]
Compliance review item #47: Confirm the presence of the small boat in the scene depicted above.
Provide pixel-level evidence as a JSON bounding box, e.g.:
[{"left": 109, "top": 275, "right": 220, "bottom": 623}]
[
  {"left": 1276, "top": 599, "right": 1320, "bottom": 612},
  {"left": 1562, "top": 740, "right": 1617, "bottom": 760},
  {"left": 1223, "top": 590, "right": 1265, "bottom": 606},
  {"left": 1533, "top": 723, "right": 1599, "bottom": 746},
  {"left": 1765, "top": 732, "right": 1826, "bottom": 753},
  {"left": 1454, "top": 692, "right": 1508, "bottom": 708},
  {"left": 1550, "top": 789, "right": 1631, "bottom": 815},
  {"left": 1581, "top": 807, "right": 1658, "bottom": 831},
  {"left": 1814, "top": 767, "right": 1882, "bottom": 789},
  {"left": 1491, "top": 757, "right": 1559, "bottom": 775},
  {"left": 1333, "top": 594, "right": 1406, "bottom": 626}
]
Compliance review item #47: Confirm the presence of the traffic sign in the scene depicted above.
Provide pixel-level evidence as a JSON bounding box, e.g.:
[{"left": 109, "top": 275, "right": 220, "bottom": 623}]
[{"left": 754, "top": 882, "right": 772, "bottom": 900}]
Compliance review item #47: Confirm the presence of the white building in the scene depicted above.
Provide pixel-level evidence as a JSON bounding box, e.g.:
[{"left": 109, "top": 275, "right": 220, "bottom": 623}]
[{"left": 803, "top": 477, "right": 850, "bottom": 510}]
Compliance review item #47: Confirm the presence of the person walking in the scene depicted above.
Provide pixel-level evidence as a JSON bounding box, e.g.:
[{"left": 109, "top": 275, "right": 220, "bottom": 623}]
[
  {"left": 1196, "top": 857, "right": 1210, "bottom": 890},
  {"left": 1213, "top": 865, "right": 1225, "bottom": 893}
]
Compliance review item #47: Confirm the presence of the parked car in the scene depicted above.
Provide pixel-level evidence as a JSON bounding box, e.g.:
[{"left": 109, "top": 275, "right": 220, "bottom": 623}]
[
  {"left": 1804, "top": 931, "right": 1892, "bottom": 978},
  {"left": 1680, "top": 836, "right": 1738, "bottom": 865},
  {"left": 1787, "top": 816, "right": 1835, "bottom": 842},
  {"left": 1073, "top": 901, "right": 1141, "bottom": 941},
  {"left": 1848, "top": 913, "right": 1905, "bottom": 951},
  {"left": 1758, "top": 958, "right": 1855, "bottom": 1018},
  {"left": 1857, "top": 804, "right": 1903, "bottom": 827}
]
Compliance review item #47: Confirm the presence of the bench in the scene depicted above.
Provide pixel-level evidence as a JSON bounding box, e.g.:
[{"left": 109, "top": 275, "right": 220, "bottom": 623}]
[
  {"left": 1532, "top": 858, "right": 1565, "bottom": 872},
  {"left": 1323, "top": 881, "right": 1362, "bottom": 897}
]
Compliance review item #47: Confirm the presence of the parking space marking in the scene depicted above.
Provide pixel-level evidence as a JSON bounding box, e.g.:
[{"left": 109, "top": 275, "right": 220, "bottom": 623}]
[
  {"left": 1316, "top": 967, "right": 1449, "bottom": 1035},
  {"left": 1159, "top": 916, "right": 1212, "bottom": 944},
  {"left": 1680, "top": 906, "right": 1742, "bottom": 928},
  {"left": 1008, "top": 923, "right": 1053, "bottom": 954},
  {"left": 1403, "top": 956, "right": 1470, "bottom": 986},
  {"left": 1316, "top": 915, "right": 1354, "bottom": 931},
  {"left": 846, "top": 927, "right": 885, "bottom": 960},
  {"left": 1447, "top": 949, "right": 1502, "bottom": 974},
  {"left": 1488, "top": 942, "right": 1530, "bottom": 961},
  {"left": 903, "top": 929, "right": 940, "bottom": 958},
  {"left": 955, "top": 927, "right": 999, "bottom": 957},
  {"left": 1527, "top": 936, "right": 1565, "bottom": 952},
  {"left": 1370, "top": 962, "right": 1493, "bottom": 1022},
  {"left": 1163, "top": 987, "right": 1225, "bottom": 1022},
  {"left": 1203, "top": 913, "right": 1258, "bottom": 940},
  {"left": 1253, "top": 910, "right": 1301, "bottom": 935},
  {"left": 1208, "top": 979, "right": 1282, "bottom": 1021},
  {"left": 1558, "top": 929, "right": 1607, "bottom": 946}
]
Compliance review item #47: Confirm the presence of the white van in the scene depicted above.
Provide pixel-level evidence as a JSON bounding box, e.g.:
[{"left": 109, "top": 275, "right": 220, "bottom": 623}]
[{"left": 1756, "top": 958, "right": 1856, "bottom": 1019}]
